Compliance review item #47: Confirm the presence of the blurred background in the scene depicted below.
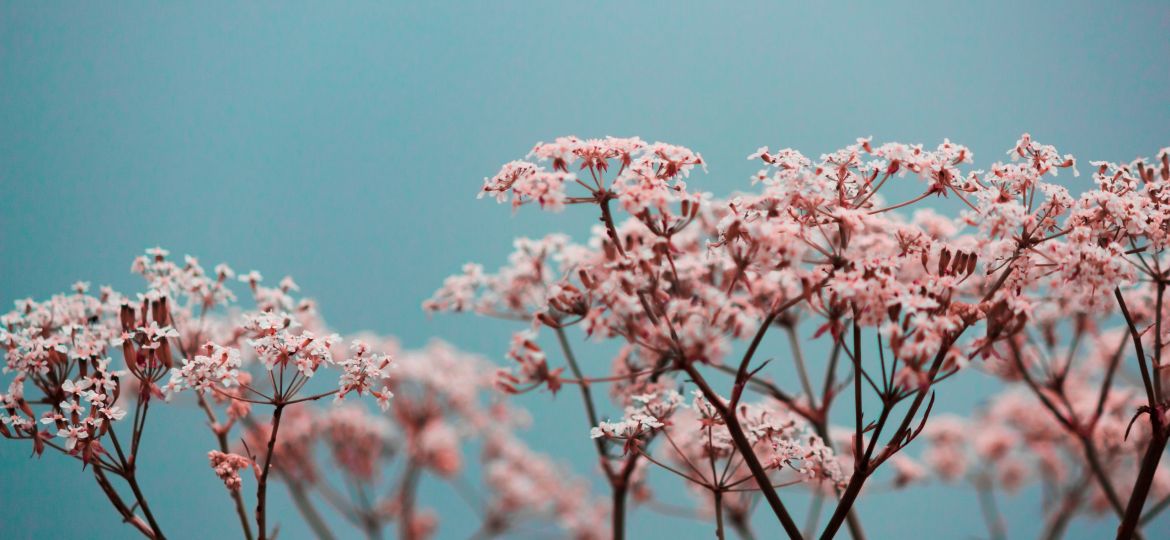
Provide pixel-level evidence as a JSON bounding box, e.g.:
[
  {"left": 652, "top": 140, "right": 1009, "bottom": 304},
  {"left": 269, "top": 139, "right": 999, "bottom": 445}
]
[{"left": 2, "top": 2, "right": 1169, "bottom": 538}]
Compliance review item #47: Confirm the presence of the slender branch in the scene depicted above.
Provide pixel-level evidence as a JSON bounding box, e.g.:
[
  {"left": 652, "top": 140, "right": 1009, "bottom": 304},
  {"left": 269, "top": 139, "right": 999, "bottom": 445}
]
[
  {"left": 256, "top": 404, "right": 286, "bottom": 540},
  {"left": 732, "top": 312, "right": 778, "bottom": 406},
  {"left": 683, "top": 363, "right": 803, "bottom": 539},
  {"left": 612, "top": 456, "right": 640, "bottom": 540},
  {"left": 822, "top": 337, "right": 949, "bottom": 539},
  {"left": 1141, "top": 491, "right": 1170, "bottom": 525},
  {"left": 553, "top": 327, "right": 610, "bottom": 469},
  {"left": 122, "top": 467, "right": 164, "bottom": 539},
  {"left": 783, "top": 323, "right": 817, "bottom": 408},
  {"left": 1118, "top": 428, "right": 1168, "bottom": 539},
  {"left": 1042, "top": 475, "right": 1090, "bottom": 540},
  {"left": 196, "top": 394, "right": 255, "bottom": 540},
  {"left": 713, "top": 489, "right": 726, "bottom": 540},
  {"left": 1155, "top": 281, "right": 1165, "bottom": 403},
  {"left": 803, "top": 492, "right": 824, "bottom": 539},
  {"left": 398, "top": 462, "right": 422, "bottom": 540},
  {"left": 93, "top": 466, "right": 156, "bottom": 539},
  {"left": 975, "top": 474, "right": 1006, "bottom": 540},
  {"left": 599, "top": 196, "right": 627, "bottom": 257},
  {"left": 1114, "top": 288, "right": 1158, "bottom": 410}
]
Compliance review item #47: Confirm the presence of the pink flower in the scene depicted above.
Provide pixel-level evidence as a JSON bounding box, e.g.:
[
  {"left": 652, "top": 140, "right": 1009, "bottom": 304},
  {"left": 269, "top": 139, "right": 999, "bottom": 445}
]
[
  {"left": 336, "top": 340, "right": 394, "bottom": 410},
  {"left": 208, "top": 450, "right": 252, "bottom": 492},
  {"left": 56, "top": 425, "right": 89, "bottom": 452}
]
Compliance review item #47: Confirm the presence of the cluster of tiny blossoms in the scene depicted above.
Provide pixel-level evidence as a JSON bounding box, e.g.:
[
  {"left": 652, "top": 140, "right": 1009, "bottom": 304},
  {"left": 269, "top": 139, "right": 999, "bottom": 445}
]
[
  {"left": 239, "top": 339, "right": 606, "bottom": 539},
  {"left": 9, "top": 131, "right": 1170, "bottom": 540},
  {"left": 0, "top": 248, "right": 404, "bottom": 539},
  {"left": 2, "top": 248, "right": 610, "bottom": 540},
  {"left": 431, "top": 134, "right": 1170, "bottom": 539},
  {"left": 209, "top": 450, "right": 254, "bottom": 493}
]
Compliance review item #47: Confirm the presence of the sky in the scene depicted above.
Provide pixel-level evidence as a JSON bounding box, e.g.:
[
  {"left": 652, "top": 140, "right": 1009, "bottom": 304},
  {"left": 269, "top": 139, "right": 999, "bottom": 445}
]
[{"left": 2, "top": 2, "right": 1169, "bottom": 538}]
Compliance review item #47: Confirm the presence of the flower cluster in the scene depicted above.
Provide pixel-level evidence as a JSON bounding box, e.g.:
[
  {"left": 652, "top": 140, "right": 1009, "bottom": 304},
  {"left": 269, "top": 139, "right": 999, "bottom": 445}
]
[
  {"left": 0, "top": 284, "right": 130, "bottom": 462},
  {"left": 239, "top": 338, "right": 604, "bottom": 539},
  {"left": 9, "top": 132, "right": 1170, "bottom": 540},
  {"left": 208, "top": 450, "right": 253, "bottom": 492},
  {"left": 337, "top": 340, "right": 394, "bottom": 411},
  {"left": 433, "top": 134, "right": 1170, "bottom": 539}
]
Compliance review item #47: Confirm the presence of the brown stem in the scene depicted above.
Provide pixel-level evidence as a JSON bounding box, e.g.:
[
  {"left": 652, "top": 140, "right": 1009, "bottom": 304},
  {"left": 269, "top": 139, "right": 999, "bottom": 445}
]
[
  {"left": 553, "top": 326, "right": 640, "bottom": 539},
  {"left": 819, "top": 402, "right": 892, "bottom": 540},
  {"left": 612, "top": 480, "right": 628, "bottom": 540},
  {"left": 683, "top": 363, "right": 803, "bottom": 539},
  {"left": 783, "top": 323, "right": 817, "bottom": 408},
  {"left": 93, "top": 466, "right": 157, "bottom": 539},
  {"left": 850, "top": 321, "right": 863, "bottom": 465},
  {"left": 713, "top": 489, "right": 726, "bottom": 540},
  {"left": 820, "top": 320, "right": 899, "bottom": 540},
  {"left": 256, "top": 404, "right": 286, "bottom": 540},
  {"left": 553, "top": 326, "right": 611, "bottom": 474},
  {"left": 122, "top": 468, "right": 165, "bottom": 540},
  {"left": 1156, "top": 281, "right": 1165, "bottom": 402},
  {"left": 813, "top": 333, "right": 867, "bottom": 540},
  {"left": 197, "top": 395, "right": 255, "bottom": 540},
  {"left": 1114, "top": 286, "right": 1168, "bottom": 539},
  {"left": 729, "top": 512, "right": 756, "bottom": 540},
  {"left": 1008, "top": 340, "right": 1134, "bottom": 527},
  {"left": 398, "top": 462, "right": 422, "bottom": 540},
  {"left": 1042, "top": 476, "right": 1089, "bottom": 540},
  {"left": 1081, "top": 439, "right": 1135, "bottom": 530},
  {"left": 116, "top": 394, "right": 165, "bottom": 539},
  {"left": 731, "top": 312, "right": 778, "bottom": 405},
  {"left": 1117, "top": 428, "right": 1168, "bottom": 539},
  {"left": 821, "top": 339, "right": 948, "bottom": 539},
  {"left": 611, "top": 455, "right": 640, "bottom": 540},
  {"left": 1114, "top": 288, "right": 1158, "bottom": 410},
  {"left": 599, "top": 196, "right": 627, "bottom": 257}
]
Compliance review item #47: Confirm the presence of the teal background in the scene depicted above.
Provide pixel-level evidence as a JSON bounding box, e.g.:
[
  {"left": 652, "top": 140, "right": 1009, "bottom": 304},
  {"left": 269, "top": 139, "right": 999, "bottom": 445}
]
[{"left": 2, "top": 2, "right": 1169, "bottom": 538}]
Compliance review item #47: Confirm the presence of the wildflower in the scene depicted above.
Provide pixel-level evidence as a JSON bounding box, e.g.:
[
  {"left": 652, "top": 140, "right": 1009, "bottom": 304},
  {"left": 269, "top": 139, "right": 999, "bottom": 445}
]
[{"left": 208, "top": 450, "right": 252, "bottom": 492}]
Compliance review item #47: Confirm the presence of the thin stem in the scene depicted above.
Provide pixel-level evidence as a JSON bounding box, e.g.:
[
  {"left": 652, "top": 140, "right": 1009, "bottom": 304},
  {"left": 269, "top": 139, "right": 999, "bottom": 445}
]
[
  {"left": 197, "top": 394, "right": 255, "bottom": 540},
  {"left": 612, "top": 468, "right": 629, "bottom": 540},
  {"left": 635, "top": 447, "right": 711, "bottom": 487},
  {"left": 1155, "top": 281, "right": 1165, "bottom": 402},
  {"left": 803, "top": 492, "right": 824, "bottom": 539},
  {"left": 256, "top": 404, "right": 285, "bottom": 540},
  {"left": 730, "top": 512, "right": 757, "bottom": 540},
  {"left": 1081, "top": 442, "right": 1133, "bottom": 527},
  {"left": 850, "top": 320, "right": 863, "bottom": 465},
  {"left": 714, "top": 490, "right": 726, "bottom": 540},
  {"left": 93, "top": 466, "right": 156, "bottom": 539},
  {"left": 822, "top": 338, "right": 949, "bottom": 539},
  {"left": 553, "top": 325, "right": 638, "bottom": 539},
  {"left": 1118, "top": 429, "right": 1168, "bottom": 539},
  {"left": 975, "top": 474, "right": 1006, "bottom": 540},
  {"left": 553, "top": 327, "right": 610, "bottom": 469},
  {"left": 683, "top": 363, "right": 803, "bottom": 539},
  {"left": 121, "top": 456, "right": 165, "bottom": 539},
  {"left": 398, "top": 462, "right": 422, "bottom": 540},
  {"left": 784, "top": 323, "right": 817, "bottom": 408},
  {"left": 599, "top": 196, "right": 627, "bottom": 257},
  {"left": 1042, "top": 475, "right": 1090, "bottom": 540},
  {"left": 611, "top": 456, "right": 641, "bottom": 540},
  {"left": 1141, "top": 491, "right": 1170, "bottom": 525},
  {"left": 1114, "top": 288, "right": 1158, "bottom": 410},
  {"left": 867, "top": 191, "right": 932, "bottom": 214}
]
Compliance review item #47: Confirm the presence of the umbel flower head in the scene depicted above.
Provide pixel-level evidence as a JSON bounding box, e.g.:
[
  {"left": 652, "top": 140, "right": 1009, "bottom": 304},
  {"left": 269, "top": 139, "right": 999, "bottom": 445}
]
[{"left": 432, "top": 134, "right": 1170, "bottom": 539}]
